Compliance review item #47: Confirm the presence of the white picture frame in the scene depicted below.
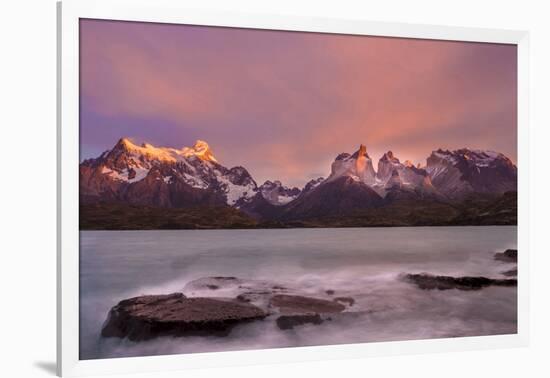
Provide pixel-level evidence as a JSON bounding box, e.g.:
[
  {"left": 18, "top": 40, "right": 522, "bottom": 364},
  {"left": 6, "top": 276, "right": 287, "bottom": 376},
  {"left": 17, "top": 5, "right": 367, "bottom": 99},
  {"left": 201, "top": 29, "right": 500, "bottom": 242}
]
[{"left": 57, "top": 0, "right": 530, "bottom": 376}]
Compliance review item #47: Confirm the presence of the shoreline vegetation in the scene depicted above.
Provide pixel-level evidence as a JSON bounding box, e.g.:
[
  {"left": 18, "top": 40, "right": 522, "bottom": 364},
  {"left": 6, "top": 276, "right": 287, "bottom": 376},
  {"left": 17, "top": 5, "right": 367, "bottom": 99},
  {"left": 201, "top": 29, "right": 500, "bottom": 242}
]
[{"left": 80, "top": 191, "right": 516, "bottom": 230}]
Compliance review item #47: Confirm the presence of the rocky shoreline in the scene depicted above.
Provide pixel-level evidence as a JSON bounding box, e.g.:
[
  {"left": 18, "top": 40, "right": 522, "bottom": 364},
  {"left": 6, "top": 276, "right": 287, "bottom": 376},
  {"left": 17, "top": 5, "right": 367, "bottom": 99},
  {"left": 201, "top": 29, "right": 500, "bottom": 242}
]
[
  {"left": 101, "top": 276, "right": 355, "bottom": 340},
  {"left": 101, "top": 249, "right": 518, "bottom": 342}
]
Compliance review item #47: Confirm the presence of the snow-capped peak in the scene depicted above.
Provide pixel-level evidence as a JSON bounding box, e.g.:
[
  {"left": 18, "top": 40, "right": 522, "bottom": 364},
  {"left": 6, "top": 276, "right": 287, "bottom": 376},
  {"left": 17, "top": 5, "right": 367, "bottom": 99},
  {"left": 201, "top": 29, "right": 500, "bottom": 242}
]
[
  {"left": 259, "top": 180, "right": 301, "bottom": 206},
  {"left": 425, "top": 148, "right": 517, "bottom": 198},
  {"left": 181, "top": 140, "right": 218, "bottom": 163},
  {"left": 82, "top": 137, "right": 259, "bottom": 207},
  {"left": 429, "top": 148, "right": 512, "bottom": 168},
  {"left": 113, "top": 138, "right": 180, "bottom": 163},
  {"left": 376, "top": 150, "right": 403, "bottom": 183},
  {"left": 113, "top": 138, "right": 219, "bottom": 164},
  {"left": 329, "top": 144, "right": 377, "bottom": 185},
  {"left": 118, "top": 137, "right": 134, "bottom": 148}
]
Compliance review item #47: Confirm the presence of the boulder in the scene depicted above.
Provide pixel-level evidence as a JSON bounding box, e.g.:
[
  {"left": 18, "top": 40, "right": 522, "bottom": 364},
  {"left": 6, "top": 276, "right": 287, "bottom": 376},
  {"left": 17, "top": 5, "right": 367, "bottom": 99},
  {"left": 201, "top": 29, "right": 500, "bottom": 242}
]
[
  {"left": 494, "top": 249, "right": 517, "bottom": 263},
  {"left": 101, "top": 293, "right": 267, "bottom": 341},
  {"left": 404, "top": 273, "right": 517, "bottom": 291}
]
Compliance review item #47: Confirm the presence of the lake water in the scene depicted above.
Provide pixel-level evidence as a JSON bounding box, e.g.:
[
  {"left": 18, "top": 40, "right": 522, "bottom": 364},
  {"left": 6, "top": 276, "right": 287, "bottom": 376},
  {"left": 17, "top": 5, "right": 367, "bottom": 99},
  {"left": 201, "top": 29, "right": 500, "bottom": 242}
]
[{"left": 79, "top": 226, "right": 517, "bottom": 360}]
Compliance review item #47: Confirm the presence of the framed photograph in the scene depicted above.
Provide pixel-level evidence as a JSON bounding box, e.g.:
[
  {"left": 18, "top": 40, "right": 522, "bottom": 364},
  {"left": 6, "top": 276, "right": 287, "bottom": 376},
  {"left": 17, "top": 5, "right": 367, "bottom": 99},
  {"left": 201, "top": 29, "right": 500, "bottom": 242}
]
[{"left": 57, "top": 0, "right": 529, "bottom": 376}]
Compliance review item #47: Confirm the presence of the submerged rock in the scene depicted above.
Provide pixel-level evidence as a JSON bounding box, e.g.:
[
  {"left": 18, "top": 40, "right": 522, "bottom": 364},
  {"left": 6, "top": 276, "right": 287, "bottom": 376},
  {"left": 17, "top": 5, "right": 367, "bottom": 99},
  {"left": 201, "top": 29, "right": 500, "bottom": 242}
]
[
  {"left": 270, "top": 294, "right": 346, "bottom": 330},
  {"left": 101, "top": 293, "right": 267, "bottom": 341},
  {"left": 186, "top": 277, "right": 286, "bottom": 294},
  {"left": 270, "top": 294, "right": 346, "bottom": 314},
  {"left": 184, "top": 276, "right": 292, "bottom": 312},
  {"left": 276, "top": 314, "right": 323, "bottom": 330},
  {"left": 184, "top": 276, "right": 242, "bottom": 293},
  {"left": 494, "top": 249, "right": 518, "bottom": 263},
  {"left": 404, "top": 273, "right": 517, "bottom": 291},
  {"left": 501, "top": 268, "right": 518, "bottom": 277}
]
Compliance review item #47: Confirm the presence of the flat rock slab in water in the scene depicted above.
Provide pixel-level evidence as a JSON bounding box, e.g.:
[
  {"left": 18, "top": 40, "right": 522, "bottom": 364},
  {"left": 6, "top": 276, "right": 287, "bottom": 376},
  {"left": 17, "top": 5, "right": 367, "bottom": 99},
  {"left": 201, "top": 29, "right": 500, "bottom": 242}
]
[
  {"left": 101, "top": 293, "right": 267, "bottom": 341},
  {"left": 270, "top": 294, "right": 346, "bottom": 314},
  {"left": 405, "top": 273, "right": 517, "bottom": 291},
  {"left": 494, "top": 249, "right": 518, "bottom": 263},
  {"left": 270, "top": 294, "right": 346, "bottom": 330}
]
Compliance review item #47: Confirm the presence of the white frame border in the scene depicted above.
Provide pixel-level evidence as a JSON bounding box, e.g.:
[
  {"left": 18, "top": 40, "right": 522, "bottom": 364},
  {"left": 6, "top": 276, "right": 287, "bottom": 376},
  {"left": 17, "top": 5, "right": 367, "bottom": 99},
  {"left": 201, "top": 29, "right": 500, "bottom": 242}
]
[{"left": 57, "top": 0, "right": 530, "bottom": 376}]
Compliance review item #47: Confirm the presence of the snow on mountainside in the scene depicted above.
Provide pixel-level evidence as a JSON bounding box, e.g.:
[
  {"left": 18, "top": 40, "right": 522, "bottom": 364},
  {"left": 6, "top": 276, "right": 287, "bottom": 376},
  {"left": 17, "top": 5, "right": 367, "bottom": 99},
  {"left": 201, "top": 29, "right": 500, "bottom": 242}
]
[
  {"left": 426, "top": 148, "right": 517, "bottom": 198},
  {"left": 302, "top": 177, "right": 325, "bottom": 195},
  {"left": 80, "top": 138, "right": 518, "bottom": 213},
  {"left": 310, "top": 144, "right": 516, "bottom": 202},
  {"left": 377, "top": 151, "right": 439, "bottom": 198},
  {"left": 324, "top": 145, "right": 438, "bottom": 198},
  {"left": 258, "top": 180, "right": 301, "bottom": 206},
  {"left": 80, "top": 138, "right": 257, "bottom": 206},
  {"left": 102, "top": 137, "right": 218, "bottom": 166},
  {"left": 376, "top": 151, "right": 402, "bottom": 183},
  {"left": 328, "top": 144, "right": 377, "bottom": 185}
]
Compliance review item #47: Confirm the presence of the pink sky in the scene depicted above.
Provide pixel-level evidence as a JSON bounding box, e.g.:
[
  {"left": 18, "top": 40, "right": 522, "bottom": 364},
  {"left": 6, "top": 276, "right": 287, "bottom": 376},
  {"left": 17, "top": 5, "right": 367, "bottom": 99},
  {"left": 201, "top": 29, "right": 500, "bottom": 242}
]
[{"left": 80, "top": 19, "right": 517, "bottom": 187}]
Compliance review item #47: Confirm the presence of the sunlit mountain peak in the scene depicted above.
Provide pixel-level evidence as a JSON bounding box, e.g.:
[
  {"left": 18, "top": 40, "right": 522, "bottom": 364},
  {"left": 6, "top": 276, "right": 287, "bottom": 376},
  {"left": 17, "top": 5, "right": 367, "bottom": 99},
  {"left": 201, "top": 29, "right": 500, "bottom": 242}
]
[{"left": 113, "top": 138, "right": 218, "bottom": 163}]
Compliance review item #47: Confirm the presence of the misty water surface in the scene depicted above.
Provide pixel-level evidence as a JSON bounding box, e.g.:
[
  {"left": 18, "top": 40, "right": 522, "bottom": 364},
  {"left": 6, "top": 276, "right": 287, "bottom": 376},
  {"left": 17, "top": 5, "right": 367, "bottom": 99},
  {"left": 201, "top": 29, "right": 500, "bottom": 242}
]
[{"left": 79, "top": 226, "right": 517, "bottom": 360}]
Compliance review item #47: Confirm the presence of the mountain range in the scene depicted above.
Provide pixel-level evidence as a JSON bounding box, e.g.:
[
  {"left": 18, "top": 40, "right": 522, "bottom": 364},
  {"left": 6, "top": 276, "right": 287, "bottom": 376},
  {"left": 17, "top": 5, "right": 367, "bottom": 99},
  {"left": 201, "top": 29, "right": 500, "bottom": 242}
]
[{"left": 80, "top": 138, "right": 517, "bottom": 229}]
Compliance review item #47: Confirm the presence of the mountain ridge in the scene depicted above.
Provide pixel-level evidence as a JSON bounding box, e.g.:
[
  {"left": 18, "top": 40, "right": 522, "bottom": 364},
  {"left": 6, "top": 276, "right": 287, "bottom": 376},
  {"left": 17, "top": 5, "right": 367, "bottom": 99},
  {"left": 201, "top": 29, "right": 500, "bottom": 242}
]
[{"left": 80, "top": 138, "right": 517, "bottom": 229}]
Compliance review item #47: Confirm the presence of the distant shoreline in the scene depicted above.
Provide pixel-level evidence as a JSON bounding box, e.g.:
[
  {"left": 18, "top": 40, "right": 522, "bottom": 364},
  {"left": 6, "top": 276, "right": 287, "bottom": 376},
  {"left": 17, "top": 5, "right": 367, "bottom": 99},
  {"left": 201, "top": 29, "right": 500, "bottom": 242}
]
[{"left": 79, "top": 193, "right": 517, "bottom": 231}]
